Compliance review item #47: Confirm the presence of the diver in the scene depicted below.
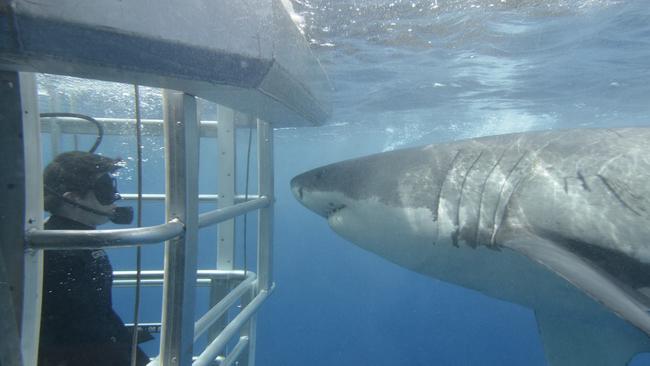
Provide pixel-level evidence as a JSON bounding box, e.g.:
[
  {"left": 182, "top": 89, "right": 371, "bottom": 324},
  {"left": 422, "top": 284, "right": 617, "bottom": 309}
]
[{"left": 38, "top": 151, "right": 149, "bottom": 366}]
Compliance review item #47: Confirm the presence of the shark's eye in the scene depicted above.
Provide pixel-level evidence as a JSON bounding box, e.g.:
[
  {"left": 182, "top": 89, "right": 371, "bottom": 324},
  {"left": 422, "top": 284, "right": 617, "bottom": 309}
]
[{"left": 315, "top": 170, "right": 324, "bottom": 179}]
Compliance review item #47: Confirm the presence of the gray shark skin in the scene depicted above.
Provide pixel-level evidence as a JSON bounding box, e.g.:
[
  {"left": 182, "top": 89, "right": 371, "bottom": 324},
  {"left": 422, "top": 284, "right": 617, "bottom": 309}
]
[{"left": 291, "top": 127, "right": 650, "bottom": 366}]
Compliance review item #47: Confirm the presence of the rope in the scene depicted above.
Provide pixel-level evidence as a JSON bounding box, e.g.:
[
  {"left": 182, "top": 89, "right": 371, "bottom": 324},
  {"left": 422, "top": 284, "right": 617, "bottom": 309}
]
[{"left": 130, "top": 85, "right": 144, "bottom": 366}]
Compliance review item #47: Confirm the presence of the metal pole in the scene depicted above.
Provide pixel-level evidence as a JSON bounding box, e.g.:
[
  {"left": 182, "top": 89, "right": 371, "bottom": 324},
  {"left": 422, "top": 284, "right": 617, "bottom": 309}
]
[
  {"left": 209, "top": 105, "right": 236, "bottom": 343},
  {"left": 159, "top": 90, "right": 200, "bottom": 366},
  {"left": 198, "top": 197, "right": 270, "bottom": 229},
  {"left": 39, "top": 116, "right": 220, "bottom": 138},
  {"left": 20, "top": 72, "right": 44, "bottom": 366},
  {"left": 26, "top": 219, "right": 185, "bottom": 249},
  {"left": 256, "top": 118, "right": 274, "bottom": 292},
  {"left": 194, "top": 274, "right": 256, "bottom": 341},
  {"left": 216, "top": 105, "right": 236, "bottom": 270},
  {"left": 119, "top": 194, "right": 259, "bottom": 202},
  {"left": 244, "top": 118, "right": 275, "bottom": 366},
  {"left": 0, "top": 249, "right": 22, "bottom": 366},
  {"left": 0, "top": 70, "right": 30, "bottom": 366},
  {"left": 193, "top": 289, "right": 271, "bottom": 366},
  {"left": 216, "top": 336, "right": 249, "bottom": 366},
  {"left": 237, "top": 286, "right": 255, "bottom": 366}
]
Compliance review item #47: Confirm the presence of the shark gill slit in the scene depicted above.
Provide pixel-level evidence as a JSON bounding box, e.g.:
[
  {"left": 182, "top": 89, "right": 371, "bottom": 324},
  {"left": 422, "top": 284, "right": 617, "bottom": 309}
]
[
  {"left": 495, "top": 168, "right": 532, "bottom": 245},
  {"left": 475, "top": 148, "right": 508, "bottom": 246},
  {"left": 433, "top": 150, "right": 462, "bottom": 245},
  {"left": 454, "top": 151, "right": 484, "bottom": 248},
  {"left": 489, "top": 150, "right": 529, "bottom": 245},
  {"left": 433, "top": 150, "right": 462, "bottom": 222},
  {"left": 596, "top": 174, "right": 642, "bottom": 216},
  {"left": 577, "top": 170, "right": 591, "bottom": 191},
  {"left": 489, "top": 140, "right": 555, "bottom": 244}
]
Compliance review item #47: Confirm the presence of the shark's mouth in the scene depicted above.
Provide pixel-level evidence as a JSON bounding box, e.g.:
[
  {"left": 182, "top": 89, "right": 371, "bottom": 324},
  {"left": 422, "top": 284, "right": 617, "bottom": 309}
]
[
  {"left": 326, "top": 204, "right": 346, "bottom": 218},
  {"left": 326, "top": 204, "right": 347, "bottom": 232}
]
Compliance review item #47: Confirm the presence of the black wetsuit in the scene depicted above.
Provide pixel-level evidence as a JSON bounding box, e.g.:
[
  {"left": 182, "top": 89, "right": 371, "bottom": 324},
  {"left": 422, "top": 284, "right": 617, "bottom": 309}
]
[{"left": 38, "top": 215, "right": 149, "bottom": 366}]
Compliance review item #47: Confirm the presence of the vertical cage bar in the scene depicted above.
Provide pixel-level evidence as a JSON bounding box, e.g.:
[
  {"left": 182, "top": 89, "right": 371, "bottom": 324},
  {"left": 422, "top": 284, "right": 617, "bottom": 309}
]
[
  {"left": 209, "top": 105, "right": 237, "bottom": 343},
  {"left": 160, "top": 90, "right": 200, "bottom": 366},
  {"left": 216, "top": 105, "right": 236, "bottom": 270},
  {"left": 256, "top": 119, "right": 273, "bottom": 291},
  {"left": 237, "top": 287, "right": 256, "bottom": 366},
  {"left": 245, "top": 118, "right": 274, "bottom": 366},
  {"left": 0, "top": 71, "right": 27, "bottom": 366},
  {"left": 20, "top": 72, "right": 45, "bottom": 366}
]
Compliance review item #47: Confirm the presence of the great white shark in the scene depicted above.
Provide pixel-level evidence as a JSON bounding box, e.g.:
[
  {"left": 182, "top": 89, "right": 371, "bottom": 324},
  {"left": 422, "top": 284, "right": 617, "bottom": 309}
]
[{"left": 290, "top": 127, "right": 650, "bottom": 366}]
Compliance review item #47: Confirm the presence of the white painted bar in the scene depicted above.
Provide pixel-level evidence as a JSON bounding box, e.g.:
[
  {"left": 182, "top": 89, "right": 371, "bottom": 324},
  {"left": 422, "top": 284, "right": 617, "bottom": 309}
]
[
  {"left": 198, "top": 197, "right": 271, "bottom": 229},
  {"left": 120, "top": 194, "right": 259, "bottom": 202},
  {"left": 19, "top": 72, "right": 44, "bottom": 366},
  {"left": 192, "top": 288, "right": 271, "bottom": 366},
  {"left": 159, "top": 91, "right": 200, "bottom": 366},
  {"left": 218, "top": 336, "right": 250, "bottom": 366},
  {"left": 217, "top": 106, "right": 236, "bottom": 270},
  {"left": 40, "top": 116, "right": 220, "bottom": 138},
  {"left": 113, "top": 269, "right": 251, "bottom": 288},
  {"left": 257, "top": 119, "right": 274, "bottom": 292},
  {"left": 26, "top": 219, "right": 184, "bottom": 249},
  {"left": 114, "top": 270, "right": 248, "bottom": 282},
  {"left": 194, "top": 275, "right": 257, "bottom": 342}
]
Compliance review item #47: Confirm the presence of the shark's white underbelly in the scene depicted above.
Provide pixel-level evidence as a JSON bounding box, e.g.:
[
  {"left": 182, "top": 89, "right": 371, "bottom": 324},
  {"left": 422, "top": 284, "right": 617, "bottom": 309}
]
[{"left": 328, "top": 197, "right": 612, "bottom": 321}]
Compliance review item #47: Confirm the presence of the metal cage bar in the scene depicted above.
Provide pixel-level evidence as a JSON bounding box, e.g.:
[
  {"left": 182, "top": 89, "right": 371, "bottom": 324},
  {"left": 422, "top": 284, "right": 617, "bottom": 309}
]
[
  {"left": 11, "top": 80, "right": 276, "bottom": 366},
  {"left": 159, "top": 90, "right": 200, "bottom": 366},
  {"left": 0, "top": 70, "right": 27, "bottom": 366},
  {"left": 208, "top": 106, "right": 237, "bottom": 344},
  {"left": 114, "top": 270, "right": 249, "bottom": 282},
  {"left": 193, "top": 288, "right": 271, "bottom": 366},
  {"left": 0, "top": 248, "right": 23, "bottom": 366},
  {"left": 242, "top": 118, "right": 275, "bottom": 366},
  {"left": 112, "top": 270, "right": 251, "bottom": 288},
  {"left": 199, "top": 197, "right": 270, "bottom": 229},
  {"left": 216, "top": 336, "right": 249, "bottom": 366},
  {"left": 194, "top": 273, "right": 257, "bottom": 342},
  {"left": 256, "top": 119, "right": 274, "bottom": 292},
  {"left": 120, "top": 194, "right": 259, "bottom": 202},
  {"left": 26, "top": 196, "right": 268, "bottom": 249},
  {"left": 237, "top": 284, "right": 255, "bottom": 366},
  {"left": 39, "top": 116, "right": 221, "bottom": 138},
  {"left": 26, "top": 219, "right": 184, "bottom": 249},
  {"left": 19, "top": 73, "right": 44, "bottom": 366},
  {"left": 216, "top": 106, "right": 237, "bottom": 270}
]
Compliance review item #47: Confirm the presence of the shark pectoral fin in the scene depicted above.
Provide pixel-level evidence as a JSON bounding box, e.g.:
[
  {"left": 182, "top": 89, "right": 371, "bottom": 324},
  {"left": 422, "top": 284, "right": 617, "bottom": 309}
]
[
  {"left": 535, "top": 310, "right": 650, "bottom": 366},
  {"left": 501, "top": 235, "right": 650, "bottom": 365},
  {"left": 503, "top": 235, "right": 650, "bottom": 366},
  {"left": 503, "top": 235, "right": 650, "bottom": 336}
]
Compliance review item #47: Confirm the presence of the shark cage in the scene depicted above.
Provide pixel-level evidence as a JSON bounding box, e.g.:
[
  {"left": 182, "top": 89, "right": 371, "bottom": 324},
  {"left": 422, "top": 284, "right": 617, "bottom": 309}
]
[{"left": 0, "top": 1, "right": 331, "bottom": 365}]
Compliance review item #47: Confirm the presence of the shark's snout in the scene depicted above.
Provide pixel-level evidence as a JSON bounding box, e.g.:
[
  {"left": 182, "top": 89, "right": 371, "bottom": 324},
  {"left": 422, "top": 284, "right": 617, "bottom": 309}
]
[
  {"left": 290, "top": 175, "right": 304, "bottom": 201},
  {"left": 290, "top": 170, "right": 348, "bottom": 219}
]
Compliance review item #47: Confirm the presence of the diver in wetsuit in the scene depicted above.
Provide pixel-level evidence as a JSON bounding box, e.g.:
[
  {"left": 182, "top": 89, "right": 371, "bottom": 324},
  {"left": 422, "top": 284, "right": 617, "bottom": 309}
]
[{"left": 38, "top": 151, "right": 149, "bottom": 366}]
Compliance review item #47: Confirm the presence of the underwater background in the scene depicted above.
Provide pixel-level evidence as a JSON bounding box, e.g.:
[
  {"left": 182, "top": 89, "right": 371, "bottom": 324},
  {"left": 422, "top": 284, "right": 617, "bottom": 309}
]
[{"left": 37, "top": 0, "right": 650, "bottom": 365}]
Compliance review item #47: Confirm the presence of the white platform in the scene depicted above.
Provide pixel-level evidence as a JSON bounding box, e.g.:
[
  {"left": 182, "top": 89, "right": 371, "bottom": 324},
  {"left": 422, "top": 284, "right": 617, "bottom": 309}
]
[{"left": 0, "top": 0, "right": 331, "bottom": 127}]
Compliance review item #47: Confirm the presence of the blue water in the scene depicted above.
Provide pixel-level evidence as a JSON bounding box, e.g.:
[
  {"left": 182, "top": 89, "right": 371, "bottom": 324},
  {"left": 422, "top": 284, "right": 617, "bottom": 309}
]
[
  {"left": 36, "top": 0, "right": 650, "bottom": 364},
  {"left": 261, "top": 2, "right": 650, "bottom": 363}
]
